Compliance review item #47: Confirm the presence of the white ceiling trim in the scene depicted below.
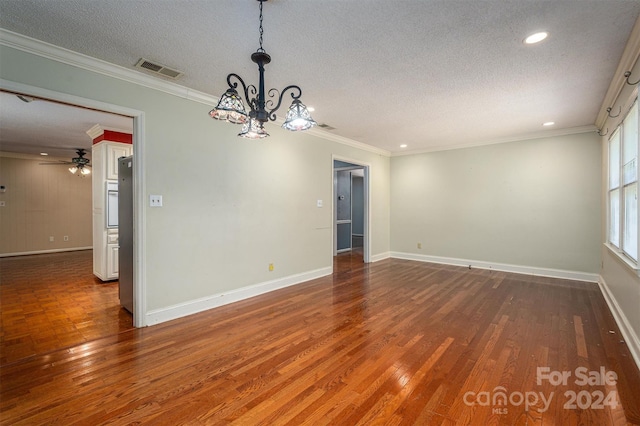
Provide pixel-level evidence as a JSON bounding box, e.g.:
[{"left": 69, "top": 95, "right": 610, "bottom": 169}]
[
  {"left": 0, "top": 28, "right": 205, "bottom": 104},
  {"left": 0, "top": 28, "right": 390, "bottom": 157},
  {"left": 85, "top": 124, "right": 132, "bottom": 140},
  {"left": 392, "top": 124, "right": 597, "bottom": 157},
  {"left": 305, "top": 127, "right": 390, "bottom": 157}
]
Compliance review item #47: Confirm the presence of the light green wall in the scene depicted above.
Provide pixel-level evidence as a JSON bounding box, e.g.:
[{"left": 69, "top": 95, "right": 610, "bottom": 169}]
[
  {"left": 0, "top": 45, "right": 391, "bottom": 313},
  {"left": 390, "top": 132, "right": 602, "bottom": 273}
]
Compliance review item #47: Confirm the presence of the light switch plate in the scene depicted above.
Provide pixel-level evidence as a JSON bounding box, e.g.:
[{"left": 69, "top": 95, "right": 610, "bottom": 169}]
[
  {"left": 317, "top": 199, "right": 323, "bottom": 208},
  {"left": 150, "top": 195, "right": 163, "bottom": 207}
]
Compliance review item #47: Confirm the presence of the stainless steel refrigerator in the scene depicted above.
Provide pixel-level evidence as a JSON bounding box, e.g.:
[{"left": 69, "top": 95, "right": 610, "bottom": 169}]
[{"left": 118, "top": 156, "right": 134, "bottom": 313}]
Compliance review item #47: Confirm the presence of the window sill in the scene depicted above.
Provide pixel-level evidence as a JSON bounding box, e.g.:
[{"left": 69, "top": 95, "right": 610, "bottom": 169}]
[{"left": 604, "top": 243, "right": 640, "bottom": 276}]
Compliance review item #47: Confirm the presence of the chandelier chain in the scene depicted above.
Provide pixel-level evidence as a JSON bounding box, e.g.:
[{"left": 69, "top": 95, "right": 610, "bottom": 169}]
[{"left": 258, "top": 0, "right": 265, "bottom": 53}]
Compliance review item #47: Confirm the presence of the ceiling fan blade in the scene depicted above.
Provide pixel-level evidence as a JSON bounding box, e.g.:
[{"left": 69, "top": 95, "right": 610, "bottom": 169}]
[
  {"left": 39, "top": 162, "right": 73, "bottom": 165},
  {"left": 38, "top": 149, "right": 91, "bottom": 167}
]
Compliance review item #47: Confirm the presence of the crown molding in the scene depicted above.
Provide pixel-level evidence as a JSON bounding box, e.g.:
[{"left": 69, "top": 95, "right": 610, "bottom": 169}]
[
  {"left": 86, "top": 124, "right": 106, "bottom": 139},
  {"left": 0, "top": 28, "right": 206, "bottom": 104},
  {"left": 391, "top": 125, "right": 597, "bottom": 157},
  {"left": 596, "top": 15, "right": 640, "bottom": 129},
  {"left": 0, "top": 28, "right": 391, "bottom": 157},
  {"left": 305, "top": 128, "right": 391, "bottom": 156},
  {"left": 85, "top": 123, "right": 132, "bottom": 140}
]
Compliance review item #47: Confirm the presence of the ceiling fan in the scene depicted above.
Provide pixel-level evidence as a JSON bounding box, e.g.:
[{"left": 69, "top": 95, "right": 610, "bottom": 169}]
[{"left": 40, "top": 148, "right": 91, "bottom": 176}]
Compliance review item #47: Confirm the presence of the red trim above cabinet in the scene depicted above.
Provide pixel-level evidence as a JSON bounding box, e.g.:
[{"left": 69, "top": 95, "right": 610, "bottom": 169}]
[{"left": 92, "top": 130, "right": 133, "bottom": 145}]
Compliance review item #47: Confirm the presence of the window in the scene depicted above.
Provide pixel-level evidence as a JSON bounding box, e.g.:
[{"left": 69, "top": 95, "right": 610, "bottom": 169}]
[{"left": 608, "top": 99, "right": 639, "bottom": 263}]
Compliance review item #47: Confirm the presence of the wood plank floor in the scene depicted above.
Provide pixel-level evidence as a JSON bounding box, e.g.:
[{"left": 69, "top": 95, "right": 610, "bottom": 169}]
[
  {"left": 1, "top": 250, "right": 639, "bottom": 425},
  {"left": 0, "top": 250, "right": 133, "bottom": 365}
]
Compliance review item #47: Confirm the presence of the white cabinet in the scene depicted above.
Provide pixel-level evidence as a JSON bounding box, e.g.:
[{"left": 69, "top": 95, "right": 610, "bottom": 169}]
[
  {"left": 107, "top": 244, "right": 119, "bottom": 277},
  {"left": 92, "top": 139, "right": 132, "bottom": 281},
  {"left": 107, "top": 145, "right": 130, "bottom": 180}
]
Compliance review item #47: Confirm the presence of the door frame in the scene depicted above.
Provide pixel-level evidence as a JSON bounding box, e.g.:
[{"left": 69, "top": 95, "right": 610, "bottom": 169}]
[
  {"left": 1, "top": 79, "right": 147, "bottom": 327},
  {"left": 332, "top": 155, "right": 371, "bottom": 264},
  {"left": 334, "top": 167, "right": 354, "bottom": 254}
]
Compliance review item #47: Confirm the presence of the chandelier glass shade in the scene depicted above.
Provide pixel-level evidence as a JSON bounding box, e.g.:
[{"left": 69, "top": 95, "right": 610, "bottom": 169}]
[
  {"left": 238, "top": 117, "right": 270, "bottom": 139},
  {"left": 209, "top": 0, "right": 316, "bottom": 139},
  {"left": 208, "top": 88, "right": 248, "bottom": 124},
  {"left": 282, "top": 99, "right": 316, "bottom": 131}
]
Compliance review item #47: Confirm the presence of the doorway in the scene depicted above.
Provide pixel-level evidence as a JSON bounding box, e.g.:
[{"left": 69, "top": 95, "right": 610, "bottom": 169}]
[
  {"left": 0, "top": 81, "right": 146, "bottom": 340},
  {"left": 333, "top": 158, "right": 370, "bottom": 264}
]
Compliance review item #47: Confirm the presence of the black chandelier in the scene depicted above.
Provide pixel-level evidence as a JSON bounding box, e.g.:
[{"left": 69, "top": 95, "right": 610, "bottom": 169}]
[{"left": 209, "top": 0, "right": 316, "bottom": 139}]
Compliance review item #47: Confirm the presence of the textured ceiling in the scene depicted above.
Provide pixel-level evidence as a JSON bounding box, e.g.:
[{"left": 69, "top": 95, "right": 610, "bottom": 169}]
[
  {"left": 1, "top": 0, "right": 640, "bottom": 154},
  {"left": 0, "top": 91, "right": 133, "bottom": 159}
]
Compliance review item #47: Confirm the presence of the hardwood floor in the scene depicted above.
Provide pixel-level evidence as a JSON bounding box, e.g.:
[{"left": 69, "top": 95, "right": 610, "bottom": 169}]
[
  {"left": 0, "top": 250, "right": 133, "bottom": 365},
  {"left": 1, "top": 251, "right": 639, "bottom": 425}
]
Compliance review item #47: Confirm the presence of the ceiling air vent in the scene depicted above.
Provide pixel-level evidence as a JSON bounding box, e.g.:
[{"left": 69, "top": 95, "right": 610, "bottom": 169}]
[
  {"left": 318, "top": 123, "right": 336, "bottom": 130},
  {"left": 135, "top": 58, "right": 183, "bottom": 79}
]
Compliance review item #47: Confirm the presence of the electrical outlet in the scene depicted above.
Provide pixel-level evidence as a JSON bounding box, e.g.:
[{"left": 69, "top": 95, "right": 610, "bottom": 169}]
[
  {"left": 417, "top": 242, "right": 422, "bottom": 249},
  {"left": 64, "top": 236, "right": 69, "bottom": 241},
  {"left": 269, "top": 263, "right": 274, "bottom": 272},
  {"left": 0, "top": 201, "right": 5, "bottom": 207},
  {"left": 49, "top": 236, "right": 54, "bottom": 242}
]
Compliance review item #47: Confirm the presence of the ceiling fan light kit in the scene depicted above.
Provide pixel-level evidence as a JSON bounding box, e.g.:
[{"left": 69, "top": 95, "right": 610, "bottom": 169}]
[
  {"left": 209, "top": 0, "right": 316, "bottom": 139},
  {"left": 69, "top": 165, "right": 91, "bottom": 176},
  {"left": 68, "top": 149, "right": 91, "bottom": 176},
  {"left": 40, "top": 149, "right": 91, "bottom": 176}
]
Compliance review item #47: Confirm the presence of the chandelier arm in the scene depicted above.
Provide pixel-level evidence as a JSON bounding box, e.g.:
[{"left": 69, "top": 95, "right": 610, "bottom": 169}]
[
  {"left": 246, "top": 85, "right": 259, "bottom": 113},
  {"left": 265, "top": 88, "right": 280, "bottom": 111},
  {"left": 267, "top": 85, "right": 302, "bottom": 121},
  {"left": 226, "top": 73, "right": 253, "bottom": 106}
]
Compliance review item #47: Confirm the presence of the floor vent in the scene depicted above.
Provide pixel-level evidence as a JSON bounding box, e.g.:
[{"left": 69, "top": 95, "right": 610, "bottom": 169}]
[
  {"left": 318, "top": 123, "right": 336, "bottom": 130},
  {"left": 135, "top": 58, "right": 183, "bottom": 79}
]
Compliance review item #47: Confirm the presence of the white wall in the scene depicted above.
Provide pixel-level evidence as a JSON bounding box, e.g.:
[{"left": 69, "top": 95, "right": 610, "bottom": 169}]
[
  {"left": 0, "top": 44, "right": 391, "bottom": 322},
  {"left": 390, "top": 132, "right": 602, "bottom": 275}
]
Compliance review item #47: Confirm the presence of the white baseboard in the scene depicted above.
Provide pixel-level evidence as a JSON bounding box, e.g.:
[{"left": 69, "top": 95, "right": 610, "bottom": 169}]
[
  {"left": 0, "top": 246, "right": 92, "bottom": 258},
  {"left": 145, "top": 266, "right": 333, "bottom": 326},
  {"left": 390, "top": 251, "right": 599, "bottom": 283},
  {"left": 370, "top": 251, "right": 391, "bottom": 262},
  {"left": 597, "top": 277, "right": 640, "bottom": 371}
]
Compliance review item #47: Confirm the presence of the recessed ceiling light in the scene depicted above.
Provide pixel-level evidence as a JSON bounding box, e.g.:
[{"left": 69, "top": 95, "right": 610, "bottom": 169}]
[
  {"left": 400, "top": 144, "right": 407, "bottom": 148},
  {"left": 524, "top": 32, "right": 548, "bottom": 44},
  {"left": 543, "top": 121, "right": 555, "bottom": 126},
  {"left": 40, "top": 152, "right": 48, "bottom": 156}
]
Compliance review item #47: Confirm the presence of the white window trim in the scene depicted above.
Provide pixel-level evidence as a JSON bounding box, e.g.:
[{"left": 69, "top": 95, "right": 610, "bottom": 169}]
[
  {"left": 606, "top": 90, "right": 639, "bottom": 275},
  {"left": 604, "top": 242, "right": 640, "bottom": 276}
]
